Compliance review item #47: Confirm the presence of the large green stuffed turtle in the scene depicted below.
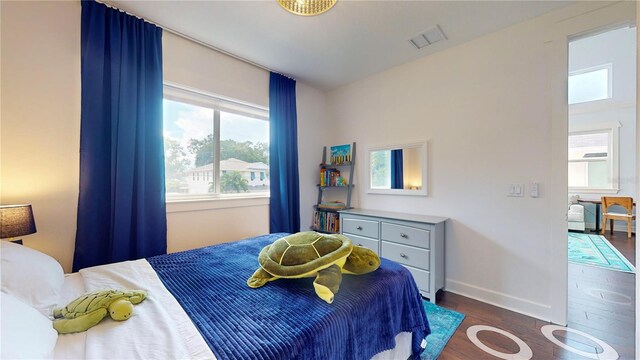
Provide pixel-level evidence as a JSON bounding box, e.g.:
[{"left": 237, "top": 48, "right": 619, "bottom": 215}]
[
  {"left": 247, "top": 231, "right": 380, "bottom": 304},
  {"left": 52, "top": 289, "right": 147, "bottom": 334}
]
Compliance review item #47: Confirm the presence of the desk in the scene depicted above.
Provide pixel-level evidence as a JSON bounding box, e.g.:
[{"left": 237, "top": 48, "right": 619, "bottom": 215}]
[{"left": 577, "top": 199, "right": 636, "bottom": 233}]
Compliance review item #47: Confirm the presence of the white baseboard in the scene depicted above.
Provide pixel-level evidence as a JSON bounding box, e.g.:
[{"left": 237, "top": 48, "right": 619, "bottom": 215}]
[{"left": 446, "top": 279, "right": 551, "bottom": 322}]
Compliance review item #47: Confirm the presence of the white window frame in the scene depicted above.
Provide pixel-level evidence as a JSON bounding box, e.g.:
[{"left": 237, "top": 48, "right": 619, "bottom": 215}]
[
  {"left": 568, "top": 121, "right": 621, "bottom": 194},
  {"left": 568, "top": 63, "right": 613, "bottom": 105},
  {"left": 163, "top": 83, "right": 270, "bottom": 203}
]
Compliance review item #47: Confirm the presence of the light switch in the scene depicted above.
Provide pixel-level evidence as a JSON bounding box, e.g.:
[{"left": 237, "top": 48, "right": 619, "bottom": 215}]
[
  {"left": 531, "top": 182, "right": 540, "bottom": 198},
  {"left": 508, "top": 184, "right": 525, "bottom": 197}
]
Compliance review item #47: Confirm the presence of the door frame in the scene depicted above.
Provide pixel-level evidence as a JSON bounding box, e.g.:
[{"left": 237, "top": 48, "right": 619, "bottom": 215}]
[
  {"left": 547, "top": 1, "right": 637, "bottom": 326},
  {"left": 636, "top": 6, "right": 639, "bottom": 360}
]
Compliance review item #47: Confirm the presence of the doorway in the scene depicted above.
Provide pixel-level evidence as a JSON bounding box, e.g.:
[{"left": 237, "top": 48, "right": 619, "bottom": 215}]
[{"left": 566, "top": 25, "right": 636, "bottom": 359}]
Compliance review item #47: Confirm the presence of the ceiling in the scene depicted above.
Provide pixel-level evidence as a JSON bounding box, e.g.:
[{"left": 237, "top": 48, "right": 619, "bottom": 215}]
[{"left": 108, "top": 0, "right": 573, "bottom": 90}]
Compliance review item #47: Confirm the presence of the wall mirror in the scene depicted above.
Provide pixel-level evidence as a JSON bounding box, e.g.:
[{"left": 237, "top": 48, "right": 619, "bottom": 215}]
[{"left": 367, "top": 141, "right": 427, "bottom": 196}]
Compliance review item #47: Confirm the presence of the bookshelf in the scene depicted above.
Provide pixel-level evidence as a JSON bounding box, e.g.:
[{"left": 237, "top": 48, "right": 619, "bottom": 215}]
[{"left": 310, "top": 142, "right": 356, "bottom": 234}]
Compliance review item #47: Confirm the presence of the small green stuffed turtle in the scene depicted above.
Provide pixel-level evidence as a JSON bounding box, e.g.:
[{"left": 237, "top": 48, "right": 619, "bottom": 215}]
[
  {"left": 247, "top": 231, "right": 380, "bottom": 304},
  {"left": 53, "top": 289, "right": 147, "bottom": 334}
]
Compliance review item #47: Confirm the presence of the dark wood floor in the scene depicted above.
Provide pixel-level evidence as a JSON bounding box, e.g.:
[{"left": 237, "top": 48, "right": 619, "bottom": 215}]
[
  {"left": 605, "top": 230, "right": 635, "bottom": 266},
  {"left": 436, "top": 230, "right": 636, "bottom": 359}
]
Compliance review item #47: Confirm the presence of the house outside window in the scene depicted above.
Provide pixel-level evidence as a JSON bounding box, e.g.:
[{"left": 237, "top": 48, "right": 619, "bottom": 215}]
[
  {"left": 163, "top": 84, "right": 270, "bottom": 200},
  {"left": 568, "top": 122, "right": 620, "bottom": 193},
  {"left": 260, "top": 172, "right": 265, "bottom": 181}
]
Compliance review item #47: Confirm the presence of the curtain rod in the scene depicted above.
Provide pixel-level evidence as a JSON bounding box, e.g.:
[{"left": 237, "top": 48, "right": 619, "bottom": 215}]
[{"left": 96, "top": 0, "right": 293, "bottom": 79}]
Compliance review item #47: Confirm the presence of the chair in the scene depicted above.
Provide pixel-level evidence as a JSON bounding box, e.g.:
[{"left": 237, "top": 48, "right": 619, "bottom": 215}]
[{"left": 601, "top": 196, "right": 635, "bottom": 239}]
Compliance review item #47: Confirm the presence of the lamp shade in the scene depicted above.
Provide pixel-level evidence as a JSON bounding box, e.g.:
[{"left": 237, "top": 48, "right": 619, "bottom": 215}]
[
  {"left": 0, "top": 204, "right": 37, "bottom": 239},
  {"left": 276, "top": 0, "right": 337, "bottom": 16}
]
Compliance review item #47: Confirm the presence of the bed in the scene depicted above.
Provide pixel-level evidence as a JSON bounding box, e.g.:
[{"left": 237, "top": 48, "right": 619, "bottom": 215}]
[{"left": 1, "top": 233, "right": 430, "bottom": 359}]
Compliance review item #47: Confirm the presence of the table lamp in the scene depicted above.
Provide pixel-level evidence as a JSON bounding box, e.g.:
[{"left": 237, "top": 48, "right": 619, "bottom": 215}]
[{"left": 0, "top": 204, "right": 37, "bottom": 244}]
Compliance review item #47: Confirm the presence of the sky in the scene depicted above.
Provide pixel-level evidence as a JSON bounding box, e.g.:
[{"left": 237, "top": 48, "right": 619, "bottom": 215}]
[
  {"left": 163, "top": 99, "right": 269, "bottom": 153},
  {"left": 220, "top": 112, "right": 269, "bottom": 145}
]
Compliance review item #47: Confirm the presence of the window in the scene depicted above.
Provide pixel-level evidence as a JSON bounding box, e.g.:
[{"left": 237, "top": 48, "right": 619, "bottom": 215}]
[
  {"left": 568, "top": 64, "right": 612, "bottom": 105},
  {"left": 260, "top": 172, "right": 265, "bottom": 181},
  {"left": 370, "top": 150, "right": 391, "bottom": 189},
  {"left": 163, "top": 85, "right": 269, "bottom": 199},
  {"left": 568, "top": 122, "right": 620, "bottom": 193}
]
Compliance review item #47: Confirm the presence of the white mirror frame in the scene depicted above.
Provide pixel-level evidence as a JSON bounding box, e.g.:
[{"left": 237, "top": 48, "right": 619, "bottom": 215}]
[{"left": 366, "top": 141, "right": 428, "bottom": 196}]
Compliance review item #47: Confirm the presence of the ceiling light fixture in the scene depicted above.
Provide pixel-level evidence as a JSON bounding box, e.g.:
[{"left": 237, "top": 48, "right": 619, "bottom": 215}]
[{"left": 277, "top": 0, "right": 337, "bottom": 16}]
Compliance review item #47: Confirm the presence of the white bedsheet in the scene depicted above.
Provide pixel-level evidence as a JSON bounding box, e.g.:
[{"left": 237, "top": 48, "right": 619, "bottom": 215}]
[
  {"left": 53, "top": 259, "right": 215, "bottom": 360},
  {"left": 53, "top": 273, "right": 87, "bottom": 359},
  {"left": 372, "top": 331, "right": 412, "bottom": 360},
  {"left": 52, "top": 259, "right": 412, "bottom": 360}
]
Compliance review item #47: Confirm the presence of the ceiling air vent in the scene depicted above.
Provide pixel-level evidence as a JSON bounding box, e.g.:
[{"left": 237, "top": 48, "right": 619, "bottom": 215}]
[{"left": 409, "top": 25, "right": 447, "bottom": 50}]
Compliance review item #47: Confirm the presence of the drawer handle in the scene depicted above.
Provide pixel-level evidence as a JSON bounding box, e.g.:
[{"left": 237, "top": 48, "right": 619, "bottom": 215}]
[
  {"left": 400, "top": 253, "right": 408, "bottom": 259},
  {"left": 400, "top": 233, "right": 408, "bottom": 238},
  {"left": 356, "top": 226, "right": 363, "bottom": 231}
]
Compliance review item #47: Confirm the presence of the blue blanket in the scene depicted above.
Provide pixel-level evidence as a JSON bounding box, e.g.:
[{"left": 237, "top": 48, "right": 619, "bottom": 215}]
[{"left": 148, "top": 233, "right": 430, "bottom": 360}]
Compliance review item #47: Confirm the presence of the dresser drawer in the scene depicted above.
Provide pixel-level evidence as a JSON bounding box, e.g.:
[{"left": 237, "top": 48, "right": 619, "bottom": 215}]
[
  {"left": 381, "top": 222, "right": 430, "bottom": 249},
  {"left": 404, "top": 265, "right": 430, "bottom": 293},
  {"left": 343, "top": 218, "right": 379, "bottom": 239},
  {"left": 346, "top": 234, "right": 379, "bottom": 255},
  {"left": 382, "top": 241, "right": 430, "bottom": 270}
]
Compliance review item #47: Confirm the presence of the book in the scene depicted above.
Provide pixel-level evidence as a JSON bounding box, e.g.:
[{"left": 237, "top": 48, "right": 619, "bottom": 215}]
[
  {"left": 319, "top": 168, "right": 342, "bottom": 187},
  {"left": 317, "top": 201, "right": 346, "bottom": 210},
  {"left": 312, "top": 210, "right": 340, "bottom": 233}
]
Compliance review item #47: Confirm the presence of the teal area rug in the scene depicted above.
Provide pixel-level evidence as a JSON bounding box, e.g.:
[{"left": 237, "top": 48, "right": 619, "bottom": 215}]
[
  {"left": 421, "top": 300, "right": 465, "bottom": 360},
  {"left": 568, "top": 233, "right": 635, "bottom": 273}
]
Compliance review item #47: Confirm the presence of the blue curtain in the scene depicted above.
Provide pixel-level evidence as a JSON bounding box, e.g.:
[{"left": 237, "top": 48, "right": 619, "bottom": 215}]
[
  {"left": 269, "top": 72, "right": 300, "bottom": 233},
  {"left": 390, "top": 149, "right": 404, "bottom": 189},
  {"left": 74, "top": 1, "right": 166, "bottom": 271}
]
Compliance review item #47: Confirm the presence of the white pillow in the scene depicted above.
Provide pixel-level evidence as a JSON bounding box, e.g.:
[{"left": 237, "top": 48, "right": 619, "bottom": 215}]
[
  {"left": 1, "top": 241, "right": 64, "bottom": 316},
  {"left": 1, "top": 292, "right": 58, "bottom": 359},
  {"left": 568, "top": 194, "right": 580, "bottom": 208}
]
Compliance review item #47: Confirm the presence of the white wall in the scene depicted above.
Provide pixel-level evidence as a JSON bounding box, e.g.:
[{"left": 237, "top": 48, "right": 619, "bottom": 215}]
[
  {"left": 0, "top": 1, "right": 326, "bottom": 271},
  {"left": 315, "top": 4, "right": 639, "bottom": 321},
  {"left": 297, "top": 83, "right": 328, "bottom": 231},
  {"left": 1, "top": 1, "right": 81, "bottom": 273},
  {"left": 325, "top": 17, "right": 553, "bottom": 319},
  {"left": 163, "top": 32, "right": 269, "bottom": 109}
]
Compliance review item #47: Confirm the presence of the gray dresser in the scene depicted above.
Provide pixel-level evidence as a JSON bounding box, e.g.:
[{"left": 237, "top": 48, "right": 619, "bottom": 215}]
[{"left": 339, "top": 209, "right": 447, "bottom": 303}]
